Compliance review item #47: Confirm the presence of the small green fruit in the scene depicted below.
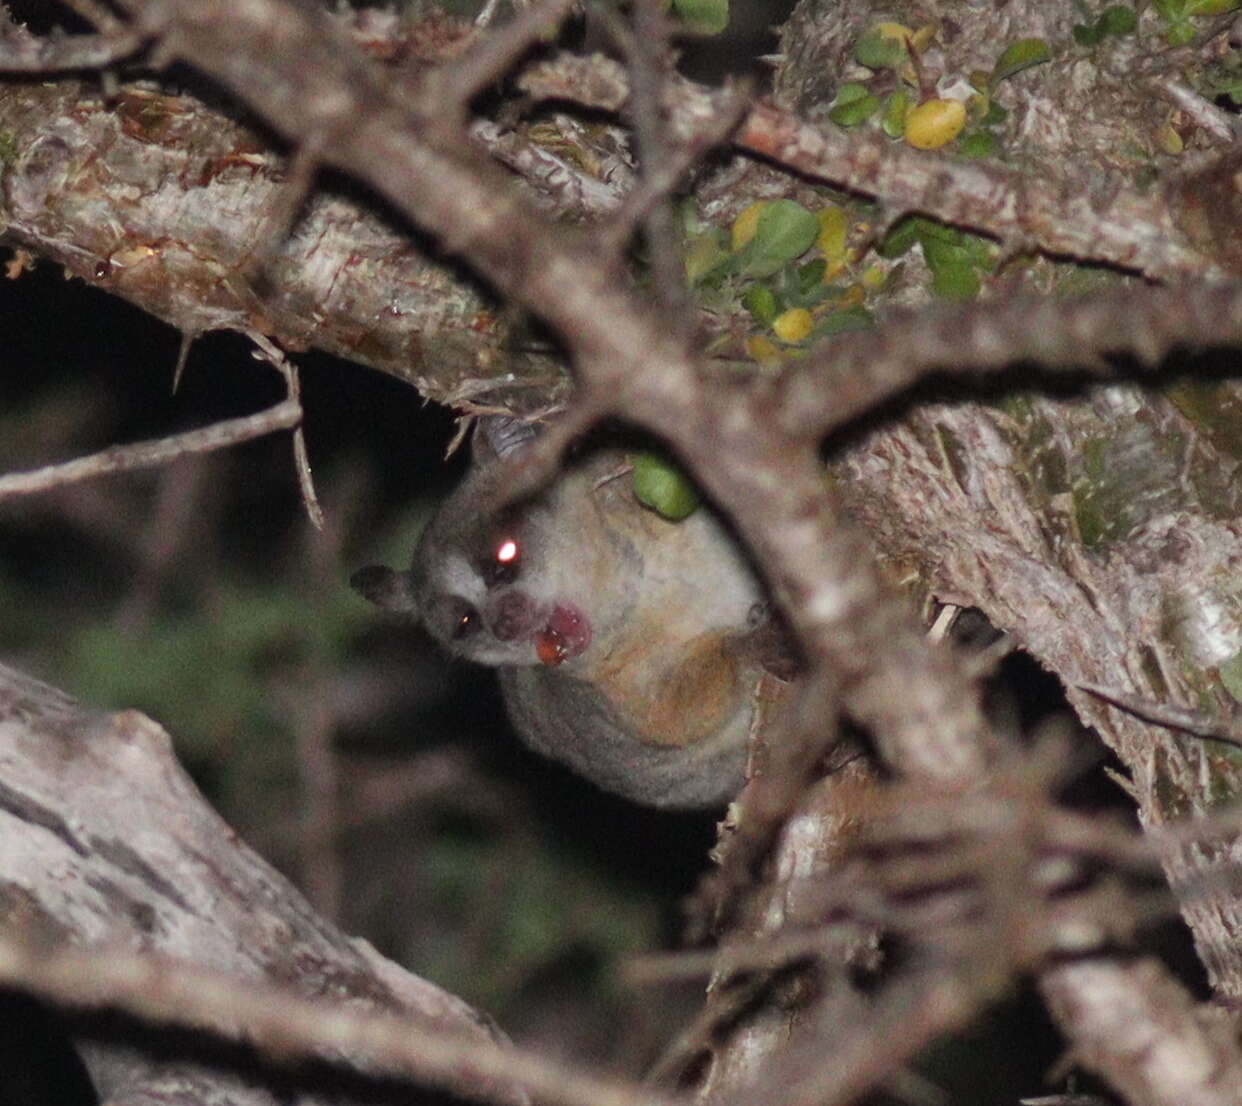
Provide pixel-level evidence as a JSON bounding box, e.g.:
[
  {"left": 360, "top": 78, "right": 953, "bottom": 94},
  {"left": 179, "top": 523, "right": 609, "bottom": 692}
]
[{"left": 632, "top": 453, "right": 701, "bottom": 520}]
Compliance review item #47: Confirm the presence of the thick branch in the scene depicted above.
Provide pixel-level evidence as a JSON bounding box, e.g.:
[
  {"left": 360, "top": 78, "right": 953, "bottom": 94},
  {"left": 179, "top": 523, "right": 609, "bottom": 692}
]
[
  {"left": 0, "top": 660, "right": 671, "bottom": 1106},
  {"left": 518, "top": 54, "right": 1222, "bottom": 280},
  {"left": 0, "top": 73, "right": 565, "bottom": 405},
  {"left": 775, "top": 282, "right": 1242, "bottom": 440}
]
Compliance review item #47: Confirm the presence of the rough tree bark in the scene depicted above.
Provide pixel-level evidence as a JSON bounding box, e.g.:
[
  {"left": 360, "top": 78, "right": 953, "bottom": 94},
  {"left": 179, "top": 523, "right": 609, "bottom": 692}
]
[{"left": 0, "top": 662, "right": 516, "bottom": 1106}]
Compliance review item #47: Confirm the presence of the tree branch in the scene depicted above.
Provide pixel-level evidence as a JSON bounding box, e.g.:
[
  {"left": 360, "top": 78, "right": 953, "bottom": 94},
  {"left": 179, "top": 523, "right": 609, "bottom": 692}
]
[{"left": 0, "top": 660, "right": 669, "bottom": 1106}]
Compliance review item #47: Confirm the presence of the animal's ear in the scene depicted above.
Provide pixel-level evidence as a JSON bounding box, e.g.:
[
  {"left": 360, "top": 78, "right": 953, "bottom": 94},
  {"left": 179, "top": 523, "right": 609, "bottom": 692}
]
[
  {"left": 472, "top": 415, "right": 541, "bottom": 468},
  {"left": 350, "top": 564, "right": 417, "bottom": 612}
]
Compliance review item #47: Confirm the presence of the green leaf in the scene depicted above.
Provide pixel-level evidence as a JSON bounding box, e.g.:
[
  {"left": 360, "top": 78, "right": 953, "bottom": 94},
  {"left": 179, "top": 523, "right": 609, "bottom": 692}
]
[
  {"left": 916, "top": 218, "right": 994, "bottom": 263},
  {"left": 854, "top": 28, "right": 907, "bottom": 70},
  {"left": 828, "top": 83, "right": 881, "bottom": 126},
  {"left": 831, "top": 82, "right": 871, "bottom": 105},
  {"left": 809, "top": 304, "right": 874, "bottom": 339},
  {"left": 781, "top": 260, "right": 838, "bottom": 307},
  {"left": 882, "top": 89, "right": 911, "bottom": 138},
  {"left": 1154, "top": 0, "right": 1187, "bottom": 18},
  {"left": 779, "top": 252, "right": 829, "bottom": 299},
  {"left": 898, "top": 218, "right": 994, "bottom": 297},
  {"left": 794, "top": 257, "right": 828, "bottom": 293},
  {"left": 742, "top": 284, "right": 779, "bottom": 325},
  {"left": 1165, "top": 19, "right": 1196, "bottom": 43},
  {"left": 1098, "top": 5, "right": 1138, "bottom": 33},
  {"left": 632, "top": 453, "right": 700, "bottom": 521},
  {"left": 877, "top": 215, "right": 922, "bottom": 258},
  {"left": 920, "top": 235, "right": 972, "bottom": 273},
  {"left": 958, "top": 231, "right": 998, "bottom": 268},
  {"left": 1213, "top": 73, "right": 1242, "bottom": 106},
  {"left": 1074, "top": 5, "right": 1137, "bottom": 43},
  {"left": 929, "top": 262, "right": 982, "bottom": 299},
  {"left": 959, "top": 131, "right": 997, "bottom": 158},
  {"left": 829, "top": 94, "right": 881, "bottom": 126},
  {"left": 1072, "top": 20, "right": 1106, "bottom": 44},
  {"left": 991, "top": 37, "right": 1052, "bottom": 84},
  {"left": 683, "top": 228, "right": 728, "bottom": 285},
  {"left": 670, "top": 0, "right": 729, "bottom": 34},
  {"left": 912, "top": 217, "right": 964, "bottom": 246},
  {"left": 981, "top": 100, "right": 1009, "bottom": 126},
  {"left": 738, "top": 199, "right": 819, "bottom": 277}
]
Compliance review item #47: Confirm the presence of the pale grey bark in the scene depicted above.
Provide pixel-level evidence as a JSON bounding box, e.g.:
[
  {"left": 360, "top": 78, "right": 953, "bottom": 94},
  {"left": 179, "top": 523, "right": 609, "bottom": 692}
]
[{"left": 0, "top": 662, "right": 511, "bottom": 1106}]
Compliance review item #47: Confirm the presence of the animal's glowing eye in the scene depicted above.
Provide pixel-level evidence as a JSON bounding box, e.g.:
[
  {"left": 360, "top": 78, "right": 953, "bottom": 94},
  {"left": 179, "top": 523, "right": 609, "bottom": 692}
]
[
  {"left": 481, "top": 536, "right": 521, "bottom": 587},
  {"left": 450, "top": 600, "right": 480, "bottom": 640}
]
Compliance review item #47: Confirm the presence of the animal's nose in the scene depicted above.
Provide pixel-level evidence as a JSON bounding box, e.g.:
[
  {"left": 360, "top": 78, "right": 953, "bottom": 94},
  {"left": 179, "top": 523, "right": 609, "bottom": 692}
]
[{"left": 488, "top": 591, "right": 535, "bottom": 641}]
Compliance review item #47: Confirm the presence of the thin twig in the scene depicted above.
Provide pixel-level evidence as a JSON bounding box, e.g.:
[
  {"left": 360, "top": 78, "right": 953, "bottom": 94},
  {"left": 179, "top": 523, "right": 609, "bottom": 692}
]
[
  {"left": 0, "top": 330, "right": 316, "bottom": 507},
  {"left": 1078, "top": 682, "right": 1242, "bottom": 751},
  {"left": 247, "top": 331, "right": 324, "bottom": 528},
  {"left": 1154, "top": 76, "right": 1238, "bottom": 142},
  {"left": 0, "top": 397, "right": 302, "bottom": 499},
  {"left": 63, "top": 0, "right": 125, "bottom": 30},
  {"left": 773, "top": 282, "right": 1242, "bottom": 442},
  {"left": 623, "top": 921, "right": 873, "bottom": 987},
  {"left": 241, "top": 134, "right": 324, "bottom": 293},
  {"left": 1021, "top": 1095, "right": 1114, "bottom": 1106},
  {"left": 171, "top": 330, "right": 200, "bottom": 394},
  {"left": 623, "top": 0, "right": 688, "bottom": 322}
]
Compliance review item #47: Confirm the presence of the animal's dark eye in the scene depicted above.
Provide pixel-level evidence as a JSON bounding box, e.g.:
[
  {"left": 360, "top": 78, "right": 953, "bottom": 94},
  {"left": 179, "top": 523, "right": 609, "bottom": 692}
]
[
  {"left": 481, "top": 536, "right": 521, "bottom": 588},
  {"left": 449, "top": 599, "right": 481, "bottom": 640}
]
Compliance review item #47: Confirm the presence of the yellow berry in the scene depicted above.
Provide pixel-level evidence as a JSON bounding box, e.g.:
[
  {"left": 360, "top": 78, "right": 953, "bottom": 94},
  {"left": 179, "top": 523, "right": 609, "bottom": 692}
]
[
  {"left": 816, "top": 206, "right": 849, "bottom": 260},
  {"left": 861, "top": 264, "right": 887, "bottom": 289},
  {"left": 772, "top": 307, "right": 814, "bottom": 343},
  {"left": 732, "top": 202, "right": 768, "bottom": 251},
  {"left": 904, "top": 98, "right": 967, "bottom": 150}
]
